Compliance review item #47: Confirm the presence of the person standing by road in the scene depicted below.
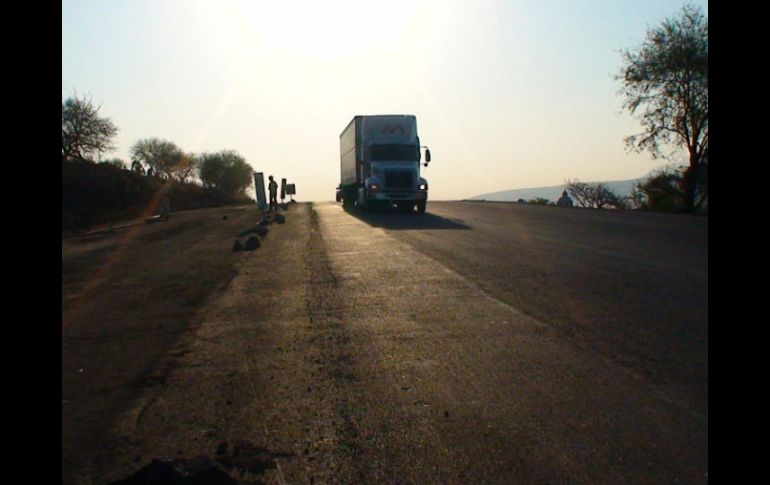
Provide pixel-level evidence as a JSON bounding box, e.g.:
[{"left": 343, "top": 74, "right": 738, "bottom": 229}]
[{"left": 268, "top": 175, "right": 278, "bottom": 212}]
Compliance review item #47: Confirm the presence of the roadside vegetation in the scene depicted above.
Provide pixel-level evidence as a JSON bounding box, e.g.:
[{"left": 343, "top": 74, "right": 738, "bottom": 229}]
[
  {"left": 616, "top": 4, "right": 707, "bottom": 214},
  {"left": 62, "top": 94, "right": 255, "bottom": 232},
  {"left": 630, "top": 164, "right": 706, "bottom": 214},
  {"left": 527, "top": 198, "right": 553, "bottom": 206},
  {"left": 564, "top": 180, "right": 630, "bottom": 210},
  {"left": 554, "top": 4, "right": 707, "bottom": 216}
]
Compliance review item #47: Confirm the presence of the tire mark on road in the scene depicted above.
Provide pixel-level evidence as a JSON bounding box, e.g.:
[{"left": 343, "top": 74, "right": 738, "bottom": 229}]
[{"left": 301, "top": 203, "right": 365, "bottom": 483}]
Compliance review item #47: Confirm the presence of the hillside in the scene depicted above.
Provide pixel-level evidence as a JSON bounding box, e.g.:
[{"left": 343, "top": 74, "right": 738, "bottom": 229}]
[
  {"left": 467, "top": 179, "right": 640, "bottom": 203},
  {"left": 62, "top": 161, "right": 252, "bottom": 231}
]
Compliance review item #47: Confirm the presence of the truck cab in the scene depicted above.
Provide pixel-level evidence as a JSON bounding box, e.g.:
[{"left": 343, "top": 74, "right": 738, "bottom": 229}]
[{"left": 338, "top": 115, "right": 431, "bottom": 214}]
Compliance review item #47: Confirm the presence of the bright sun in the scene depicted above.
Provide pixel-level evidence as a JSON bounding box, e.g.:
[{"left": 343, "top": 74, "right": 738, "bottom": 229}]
[{"left": 209, "top": 0, "right": 418, "bottom": 62}]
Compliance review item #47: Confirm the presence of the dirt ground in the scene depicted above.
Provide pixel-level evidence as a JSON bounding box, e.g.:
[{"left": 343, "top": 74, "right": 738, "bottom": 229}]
[{"left": 62, "top": 204, "right": 273, "bottom": 483}]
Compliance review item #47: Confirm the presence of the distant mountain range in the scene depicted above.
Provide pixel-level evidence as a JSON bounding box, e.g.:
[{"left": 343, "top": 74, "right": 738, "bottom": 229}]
[{"left": 466, "top": 178, "right": 640, "bottom": 203}]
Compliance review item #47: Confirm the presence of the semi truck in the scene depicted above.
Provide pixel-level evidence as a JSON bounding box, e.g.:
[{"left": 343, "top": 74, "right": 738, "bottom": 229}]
[{"left": 336, "top": 115, "right": 431, "bottom": 214}]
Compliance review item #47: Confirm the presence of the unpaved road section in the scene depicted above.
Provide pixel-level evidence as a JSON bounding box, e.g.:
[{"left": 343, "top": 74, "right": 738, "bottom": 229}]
[
  {"left": 62, "top": 205, "right": 260, "bottom": 483},
  {"left": 62, "top": 202, "right": 706, "bottom": 484}
]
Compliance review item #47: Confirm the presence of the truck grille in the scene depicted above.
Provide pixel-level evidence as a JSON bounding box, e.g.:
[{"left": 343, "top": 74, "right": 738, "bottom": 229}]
[{"left": 384, "top": 171, "right": 413, "bottom": 189}]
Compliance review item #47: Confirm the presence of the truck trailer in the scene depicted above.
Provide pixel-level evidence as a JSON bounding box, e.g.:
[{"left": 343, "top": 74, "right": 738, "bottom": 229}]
[{"left": 336, "top": 115, "right": 431, "bottom": 214}]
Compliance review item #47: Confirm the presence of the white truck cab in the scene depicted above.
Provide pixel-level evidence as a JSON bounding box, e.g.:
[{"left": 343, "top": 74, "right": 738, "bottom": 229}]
[{"left": 337, "top": 115, "right": 431, "bottom": 214}]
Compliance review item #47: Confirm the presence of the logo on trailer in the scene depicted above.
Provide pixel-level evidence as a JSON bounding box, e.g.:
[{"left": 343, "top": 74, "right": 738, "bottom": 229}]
[{"left": 381, "top": 124, "right": 405, "bottom": 135}]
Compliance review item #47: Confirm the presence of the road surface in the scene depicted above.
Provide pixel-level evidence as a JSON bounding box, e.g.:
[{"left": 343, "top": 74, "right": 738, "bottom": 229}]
[{"left": 61, "top": 201, "right": 707, "bottom": 484}]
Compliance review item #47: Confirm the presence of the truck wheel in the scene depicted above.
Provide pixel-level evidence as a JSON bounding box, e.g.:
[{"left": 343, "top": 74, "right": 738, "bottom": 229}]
[{"left": 416, "top": 201, "right": 426, "bottom": 214}]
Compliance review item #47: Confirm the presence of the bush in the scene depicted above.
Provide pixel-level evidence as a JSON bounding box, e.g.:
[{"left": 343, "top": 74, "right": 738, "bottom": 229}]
[{"left": 631, "top": 166, "right": 687, "bottom": 213}]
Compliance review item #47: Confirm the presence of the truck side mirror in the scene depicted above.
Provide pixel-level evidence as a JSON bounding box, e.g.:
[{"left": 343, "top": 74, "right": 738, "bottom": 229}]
[{"left": 425, "top": 149, "right": 431, "bottom": 162}]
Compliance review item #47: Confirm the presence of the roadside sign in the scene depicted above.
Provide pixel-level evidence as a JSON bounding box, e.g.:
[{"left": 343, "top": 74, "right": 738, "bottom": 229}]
[{"left": 253, "top": 172, "right": 267, "bottom": 210}]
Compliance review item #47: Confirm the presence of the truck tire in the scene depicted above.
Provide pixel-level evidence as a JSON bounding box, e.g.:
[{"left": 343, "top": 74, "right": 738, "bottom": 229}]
[{"left": 416, "top": 201, "right": 426, "bottom": 214}]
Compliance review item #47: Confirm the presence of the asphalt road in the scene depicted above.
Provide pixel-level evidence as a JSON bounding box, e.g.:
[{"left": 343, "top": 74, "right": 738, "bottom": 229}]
[
  {"left": 61, "top": 201, "right": 707, "bottom": 485},
  {"left": 353, "top": 201, "right": 708, "bottom": 413}
]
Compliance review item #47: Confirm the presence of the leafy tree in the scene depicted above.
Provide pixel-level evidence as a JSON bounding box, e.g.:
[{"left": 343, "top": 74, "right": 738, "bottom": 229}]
[
  {"left": 130, "top": 138, "right": 186, "bottom": 181},
  {"left": 62, "top": 95, "right": 118, "bottom": 162},
  {"left": 631, "top": 166, "right": 687, "bottom": 212},
  {"left": 198, "top": 150, "right": 253, "bottom": 196},
  {"left": 617, "top": 4, "right": 708, "bottom": 213},
  {"left": 176, "top": 152, "right": 199, "bottom": 183}
]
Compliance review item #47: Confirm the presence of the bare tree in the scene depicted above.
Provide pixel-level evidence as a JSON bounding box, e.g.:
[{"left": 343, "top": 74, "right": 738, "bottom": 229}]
[
  {"left": 566, "top": 179, "right": 627, "bottom": 209},
  {"left": 617, "top": 4, "right": 707, "bottom": 213},
  {"left": 565, "top": 179, "right": 593, "bottom": 208},
  {"left": 592, "top": 183, "right": 614, "bottom": 209},
  {"left": 62, "top": 94, "right": 118, "bottom": 162}
]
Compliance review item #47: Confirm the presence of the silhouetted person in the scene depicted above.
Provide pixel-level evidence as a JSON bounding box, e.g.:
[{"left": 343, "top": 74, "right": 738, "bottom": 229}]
[
  {"left": 557, "top": 190, "right": 574, "bottom": 208},
  {"left": 268, "top": 175, "right": 278, "bottom": 211}
]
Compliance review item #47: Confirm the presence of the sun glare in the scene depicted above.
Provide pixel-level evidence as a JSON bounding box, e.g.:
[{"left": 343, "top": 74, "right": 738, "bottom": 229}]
[{"left": 222, "top": 0, "right": 417, "bottom": 62}]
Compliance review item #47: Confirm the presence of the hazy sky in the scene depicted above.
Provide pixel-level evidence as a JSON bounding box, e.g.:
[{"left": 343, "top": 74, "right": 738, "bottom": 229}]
[{"left": 62, "top": 0, "right": 707, "bottom": 201}]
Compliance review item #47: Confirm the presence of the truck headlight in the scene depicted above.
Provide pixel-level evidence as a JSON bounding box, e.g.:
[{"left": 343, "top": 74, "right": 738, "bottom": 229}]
[
  {"left": 369, "top": 184, "right": 379, "bottom": 192},
  {"left": 419, "top": 183, "right": 428, "bottom": 191}
]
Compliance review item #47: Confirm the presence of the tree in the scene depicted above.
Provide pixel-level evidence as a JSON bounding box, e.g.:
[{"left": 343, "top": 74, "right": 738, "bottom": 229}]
[
  {"left": 631, "top": 166, "right": 687, "bottom": 212},
  {"left": 565, "top": 179, "right": 628, "bottom": 209},
  {"left": 565, "top": 179, "right": 593, "bottom": 208},
  {"left": 617, "top": 4, "right": 708, "bottom": 213},
  {"left": 62, "top": 95, "right": 119, "bottom": 162},
  {"left": 605, "top": 189, "right": 631, "bottom": 210},
  {"left": 130, "top": 138, "right": 186, "bottom": 181},
  {"left": 591, "top": 182, "right": 617, "bottom": 209},
  {"left": 176, "top": 152, "right": 199, "bottom": 183},
  {"left": 198, "top": 150, "right": 253, "bottom": 196}
]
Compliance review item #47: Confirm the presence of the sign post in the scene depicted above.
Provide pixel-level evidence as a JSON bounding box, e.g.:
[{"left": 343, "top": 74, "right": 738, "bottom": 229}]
[
  {"left": 286, "top": 184, "right": 296, "bottom": 202},
  {"left": 253, "top": 172, "right": 267, "bottom": 217}
]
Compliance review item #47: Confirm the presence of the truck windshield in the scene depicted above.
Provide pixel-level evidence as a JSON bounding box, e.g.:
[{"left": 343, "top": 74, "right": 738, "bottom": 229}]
[{"left": 369, "top": 144, "right": 420, "bottom": 162}]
